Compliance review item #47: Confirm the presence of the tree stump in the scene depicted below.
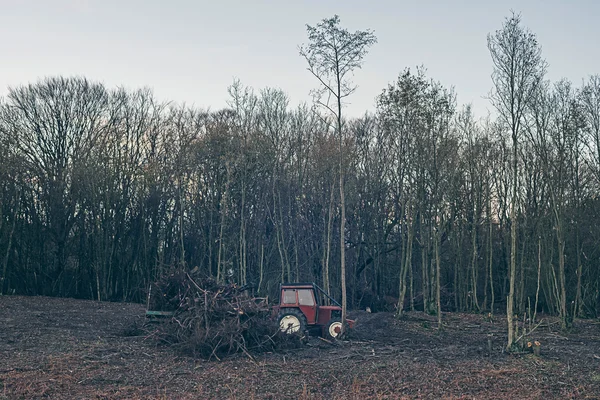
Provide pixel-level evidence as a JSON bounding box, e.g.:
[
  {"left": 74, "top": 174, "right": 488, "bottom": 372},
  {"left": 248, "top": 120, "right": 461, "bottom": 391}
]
[{"left": 533, "top": 341, "right": 541, "bottom": 356}]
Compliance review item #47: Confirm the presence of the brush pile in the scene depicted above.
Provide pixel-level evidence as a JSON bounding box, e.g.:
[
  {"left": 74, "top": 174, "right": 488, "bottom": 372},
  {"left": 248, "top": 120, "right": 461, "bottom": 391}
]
[{"left": 145, "top": 268, "right": 297, "bottom": 360}]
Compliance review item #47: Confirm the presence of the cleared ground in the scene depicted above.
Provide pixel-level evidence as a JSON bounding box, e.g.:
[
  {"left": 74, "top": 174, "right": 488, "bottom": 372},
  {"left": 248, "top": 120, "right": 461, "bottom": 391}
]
[{"left": 1, "top": 295, "right": 599, "bottom": 399}]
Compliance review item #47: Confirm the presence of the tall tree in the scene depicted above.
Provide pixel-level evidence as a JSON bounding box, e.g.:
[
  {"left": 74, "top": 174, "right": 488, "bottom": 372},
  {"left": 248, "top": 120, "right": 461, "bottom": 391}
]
[
  {"left": 487, "top": 11, "right": 547, "bottom": 350},
  {"left": 3, "top": 77, "right": 111, "bottom": 295},
  {"left": 300, "top": 15, "right": 377, "bottom": 334}
]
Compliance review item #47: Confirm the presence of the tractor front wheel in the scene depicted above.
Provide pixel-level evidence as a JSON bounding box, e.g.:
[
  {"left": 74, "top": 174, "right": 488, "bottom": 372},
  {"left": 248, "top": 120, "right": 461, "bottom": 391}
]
[
  {"left": 325, "top": 318, "right": 345, "bottom": 340},
  {"left": 277, "top": 310, "right": 307, "bottom": 336}
]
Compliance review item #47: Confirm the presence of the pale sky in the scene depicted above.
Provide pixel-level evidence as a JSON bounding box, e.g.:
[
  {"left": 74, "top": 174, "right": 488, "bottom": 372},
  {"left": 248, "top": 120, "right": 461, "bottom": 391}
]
[{"left": 1, "top": 0, "right": 598, "bottom": 119}]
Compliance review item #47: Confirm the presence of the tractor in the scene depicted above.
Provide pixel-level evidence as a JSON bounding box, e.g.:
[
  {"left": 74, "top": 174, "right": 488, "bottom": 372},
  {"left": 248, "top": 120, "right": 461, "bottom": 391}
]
[{"left": 273, "top": 282, "right": 355, "bottom": 340}]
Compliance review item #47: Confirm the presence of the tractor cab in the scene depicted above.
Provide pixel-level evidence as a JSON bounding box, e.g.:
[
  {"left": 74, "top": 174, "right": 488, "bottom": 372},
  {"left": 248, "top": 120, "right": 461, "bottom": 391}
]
[{"left": 274, "top": 282, "right": 355, "bottom": 339}]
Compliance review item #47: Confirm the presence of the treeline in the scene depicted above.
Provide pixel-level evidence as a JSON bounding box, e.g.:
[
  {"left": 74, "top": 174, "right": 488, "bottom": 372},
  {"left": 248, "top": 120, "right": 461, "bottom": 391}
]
[{"left": 1, "top": 15, "right": 600, "bottom": 323}]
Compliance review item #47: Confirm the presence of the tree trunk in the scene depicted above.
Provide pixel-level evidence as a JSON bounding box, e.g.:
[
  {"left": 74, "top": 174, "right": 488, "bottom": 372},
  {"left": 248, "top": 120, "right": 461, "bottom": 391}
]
[
  {"left": 534, "top": 237, "right": 541, "bottom": 324},
  {"left": 506, "top": 135, "right": 518, "bottom": 351},
  {"left": 397, "top": 205, "right": 414, "bottom": 316},
  {"left": 258, "top": 243, "right": 264, "bottom": 294},
  {"left": 435, "top": 225, "right": 442, "bottom": 329},
  {"left": 239, "top": 184, "right": 247, "bottom": 285},
  {"left": 488, "top": 184, "right": 495, "bottom": 314},
  {"left": 208, "top": 208, "right": 214, "bottom": 277},
  {"left": 217, "top": 163, "right": 231, "bottom": 283},
  {"left": 339, "top": 145, "right": 347, "bottom": 334},
  {"left": 518, "top": 237, "right": 527, "bottom": 314},
  {"left": 471, "top": 197, "right": 480, "bottom": 312},
  {"left": 217, "top": 204, "right": 226, "bottom": 283},
  {"left": 179, "top": 180, "right": 185, "bottom": 266},
  {"left": 574, "top": 229, "right": 582, "bottom": 318},
  {"left": 338, "top": 74, "right": 348, "bottom": 335},
  {"left": 1, "top": 193, "right": 19, "bottom": 295},
  {"left": 409, "top": 246, "right": 415, "bottom": 311},
  {"left": 323, "top": 183, "right": 334, "bottom": 298},
  {"left": 557, "top": 223, "right": 567, "bottom": 329},
  {"left": 421, "top": 225, "right": 429, "bottom": 313}
]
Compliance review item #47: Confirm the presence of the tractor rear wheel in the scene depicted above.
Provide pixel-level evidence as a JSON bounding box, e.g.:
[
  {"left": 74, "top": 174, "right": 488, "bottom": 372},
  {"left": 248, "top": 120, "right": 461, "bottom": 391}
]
[
  {"left": 325, "top": 318, "right": 344, "bottom": 340},
  {"left": 277, "top": 309, "right": 307, "bottom": 336}
]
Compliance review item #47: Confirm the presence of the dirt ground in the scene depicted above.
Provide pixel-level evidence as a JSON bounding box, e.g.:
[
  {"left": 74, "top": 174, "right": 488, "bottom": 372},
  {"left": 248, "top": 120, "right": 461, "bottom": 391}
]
[{"left": 1, "top": 295, "right": 600, "bottom": 399}]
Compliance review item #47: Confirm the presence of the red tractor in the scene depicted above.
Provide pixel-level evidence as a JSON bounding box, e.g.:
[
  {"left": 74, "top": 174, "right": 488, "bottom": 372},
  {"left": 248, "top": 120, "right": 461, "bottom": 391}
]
[{"left": 273, "top": 282, "right": 355, "bottom": 340}]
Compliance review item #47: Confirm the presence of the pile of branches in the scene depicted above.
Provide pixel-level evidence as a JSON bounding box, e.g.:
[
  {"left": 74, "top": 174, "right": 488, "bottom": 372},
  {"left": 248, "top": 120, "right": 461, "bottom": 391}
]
[{"left": 145, "top": 268, "right": 299, "bottom": 360}]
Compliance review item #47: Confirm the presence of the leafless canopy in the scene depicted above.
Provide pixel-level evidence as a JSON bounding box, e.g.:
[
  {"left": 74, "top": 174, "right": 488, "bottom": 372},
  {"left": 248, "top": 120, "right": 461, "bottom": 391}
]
[
  {"left": 299, "top": 15, "right": 377, "bottom": 118},
  {"left": 487, "top": 11, "right": 547, "bottom": 140}
]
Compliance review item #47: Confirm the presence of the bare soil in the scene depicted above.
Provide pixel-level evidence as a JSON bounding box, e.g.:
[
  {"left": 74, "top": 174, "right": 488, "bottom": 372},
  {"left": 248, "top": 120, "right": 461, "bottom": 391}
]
[{"left": 1, "top": 295, "right": 600, "bottom": 399}]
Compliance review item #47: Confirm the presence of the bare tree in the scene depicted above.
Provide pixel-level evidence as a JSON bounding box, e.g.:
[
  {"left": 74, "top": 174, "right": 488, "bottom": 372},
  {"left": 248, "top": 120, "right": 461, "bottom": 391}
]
[
  {"left": 227, "top": 79, "right": 259, "bottom": 285},
  {"left": 376, "top": 68, "right": 425, "bottom": 316},
  {"left": 0, "top": 103, "right": 22, "bottom": 295},
  {"left": 487, "top": 11, "right": 547, "bottom": 350},
  {"left": 3, "top": 77, "right": 111, "bottom": 295},
  {"left": 300, "top": 15, "right": 377, "bottom": 334},
  {"left": 527, "top": 79, "right": 578, "bottom": 328}
]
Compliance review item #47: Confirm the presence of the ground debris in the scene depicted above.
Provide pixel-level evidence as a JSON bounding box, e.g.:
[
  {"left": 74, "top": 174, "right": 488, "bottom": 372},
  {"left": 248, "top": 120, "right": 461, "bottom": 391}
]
[
  {"left": 1, "top": 295, "right": 600, "bottom": 399},
  {"left": 145, "top": 268, "right": 299, "bottom": 360}
]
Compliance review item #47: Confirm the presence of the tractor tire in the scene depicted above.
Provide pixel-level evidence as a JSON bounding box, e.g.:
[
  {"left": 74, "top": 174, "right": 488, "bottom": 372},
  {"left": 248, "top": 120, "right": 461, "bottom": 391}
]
[
  {"left": 324, "top": 318, "right": 345, "bottom": 340},
  {"left": 277, "top": 309, "right": 307, "bottom": 336}
]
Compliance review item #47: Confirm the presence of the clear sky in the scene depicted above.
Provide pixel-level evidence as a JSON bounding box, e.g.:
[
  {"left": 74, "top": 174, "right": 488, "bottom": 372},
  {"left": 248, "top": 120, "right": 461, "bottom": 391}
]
[{"left": 1, "top": 0, "right": 598, "bottom": 119}]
